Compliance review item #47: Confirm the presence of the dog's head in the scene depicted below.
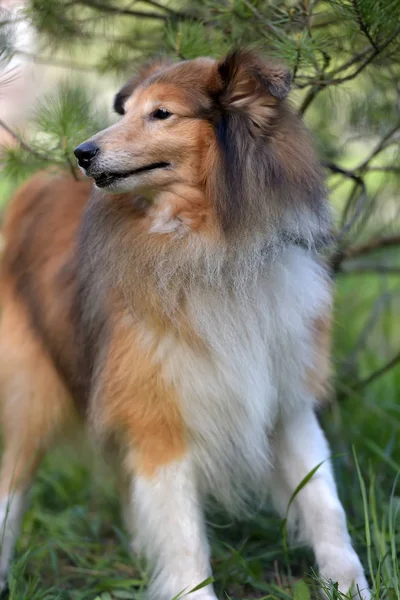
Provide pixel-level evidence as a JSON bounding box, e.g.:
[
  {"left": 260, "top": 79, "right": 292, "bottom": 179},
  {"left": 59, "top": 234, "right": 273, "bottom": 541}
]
[{"left": 75, "top": 49, "right": 329, "bottom": 244}]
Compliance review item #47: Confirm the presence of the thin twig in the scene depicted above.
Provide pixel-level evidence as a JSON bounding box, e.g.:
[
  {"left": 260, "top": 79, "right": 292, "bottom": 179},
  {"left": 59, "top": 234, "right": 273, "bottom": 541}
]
[
  {"left": 339, "top": 265, "right": 400, "bottom": 275},
  {"left": 340, "top": 292, "right": 392, "bottom": 376},
  {"left": 0, "top": 17, "right": 26, "bottom": 26},
  {"left": 72, "top": 0, "right": 173, "bottom": 21},
  {"left": 335, "top": 21, "right": 400, "bottom": 84},
  {"left": 367, "top": 166, "right": 400, "bottom": 174},
  {"left": 336, "top": 124, "right": 400, "bottom": 231},
  {"left": 292, "top": 33, "right": 302, "bottom": 81},
  {"left": 241, "top": 0, "right": 288, "bottom": 42},
  {"left": 324, "top": 120, "right": 400, "bottom": 243},
  {"left": 140, "top": 0, "right": 185, "bottom": 18},
  {"left": 340, "top": 235, "right": 400, "bottom": 262},
  {"left": 330, "top": 45, "right": 371, "bottom": 76},
  {"left": 299, "top": 84, "right": 322, "bottom": 114},
  {"left": 357, "top": 122, "right": 400, "bottom": 171},
  {"left": 15, "top": 50, "right": 97, "bottom": 72},
  {"left": 0, "top": 118, "right": 75, "bottom": 175},
  {"left": 0, "top": 118, "right": 46, "bottom": 160},
  {"left": 355, "top": 351, "right": 400, "bottom": 388},
  {"left": 299, "top": 23, "right": 400, "bottom": 114},
  {"left": 323, "top": 162, "right": 368, "bottom": 246},
  {"left": 352, "top": 0, "right": 379, "bottom": 51}
]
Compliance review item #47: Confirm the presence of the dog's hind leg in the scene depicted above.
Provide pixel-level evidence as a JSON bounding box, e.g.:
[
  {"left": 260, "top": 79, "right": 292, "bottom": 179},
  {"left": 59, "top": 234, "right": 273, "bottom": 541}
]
[
  {"left": 269, "top": 406, "right": 370, "bottom": 599},
  {"left": 0, "top": 300, "right": 75, "bottom": 590}
]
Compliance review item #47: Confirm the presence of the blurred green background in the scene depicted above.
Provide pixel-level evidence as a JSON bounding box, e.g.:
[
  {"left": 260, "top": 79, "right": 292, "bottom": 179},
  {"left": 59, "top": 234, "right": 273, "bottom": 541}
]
[{"left": 0, "top": 1, "right": 399, "bottom": 598}]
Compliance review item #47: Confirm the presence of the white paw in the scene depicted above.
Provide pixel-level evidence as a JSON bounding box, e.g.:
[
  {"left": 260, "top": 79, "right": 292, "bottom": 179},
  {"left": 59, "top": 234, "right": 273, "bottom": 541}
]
[
  {"left": 147, "top": 578, "right": 217, "bottom": 600},
  {"left": 332, "top": 573, "right": 371, "bottom": 599},
  {"left": 319, "top": 546, "right": 370, "bottom": 599},
  {"left": 346, "top": 578, "right": 371, "bottom": 600},
  {"left": 148, "top": 591, "right": 217, "bottom": 600}
]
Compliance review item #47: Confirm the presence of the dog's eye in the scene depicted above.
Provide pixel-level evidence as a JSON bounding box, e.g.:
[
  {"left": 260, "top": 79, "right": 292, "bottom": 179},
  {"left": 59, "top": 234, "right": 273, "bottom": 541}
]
[{"left": 152, "top": 108, "right": 172, "bottom": 120}]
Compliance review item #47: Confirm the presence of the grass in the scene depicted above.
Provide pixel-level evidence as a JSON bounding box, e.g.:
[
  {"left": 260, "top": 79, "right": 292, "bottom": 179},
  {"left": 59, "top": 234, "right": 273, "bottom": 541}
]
[
  {"left": 5, "top": 404, "right": 400, "bottom": 600},
  {"left": 1, "top": 274, "right": 398, "bottom": 600}
]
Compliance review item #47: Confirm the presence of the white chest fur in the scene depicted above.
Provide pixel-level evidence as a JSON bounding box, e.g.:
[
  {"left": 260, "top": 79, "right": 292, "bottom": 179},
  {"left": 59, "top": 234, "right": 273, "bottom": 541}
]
[{"left": 144, "top": 247, "right": 331, "bottom": 511}]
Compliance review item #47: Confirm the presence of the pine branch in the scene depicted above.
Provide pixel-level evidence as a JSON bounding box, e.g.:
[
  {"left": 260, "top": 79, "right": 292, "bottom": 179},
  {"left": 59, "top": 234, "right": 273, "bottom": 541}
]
[
  {"left": 15, "top": 50, "right": 97, "bottom": 72},
  {"left": 336, "top": 123, "right": 400, "bottom": 229},
  {"left": 241, "top": 0, "right": 288, "bottom": 43},
  {"left": 330, "top": 45, "right": 371, "bottom": 76},
  {"left": 351, "top": 0, "right": 379, "bottom": 51},
  {"left": 323, "top": 118, "right": 400, "bottom": 262},
  {"left": 70, "top": 0, "right": 187, "bottom": 22},
  {"left": 299, "top": 23, "right": 400, "bottom": 114},
  {"left": 140, "top": 0, "right": 185, "bottom": 18},
  {"left": 0, "top": 118, "right": 47, "bottom": 161}
]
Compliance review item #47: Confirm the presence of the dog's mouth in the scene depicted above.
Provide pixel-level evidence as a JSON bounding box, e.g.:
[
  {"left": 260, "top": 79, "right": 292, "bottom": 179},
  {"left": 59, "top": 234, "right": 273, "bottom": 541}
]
[{"left": 92, "top": 162, "right": 170, "bottom": 188}]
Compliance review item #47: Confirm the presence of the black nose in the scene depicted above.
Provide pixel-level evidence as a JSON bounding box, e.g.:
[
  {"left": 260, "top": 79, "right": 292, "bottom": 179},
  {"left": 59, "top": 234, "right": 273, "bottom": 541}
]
[{"left": 74, "top": 141, "right": 99, "bottom": 168}]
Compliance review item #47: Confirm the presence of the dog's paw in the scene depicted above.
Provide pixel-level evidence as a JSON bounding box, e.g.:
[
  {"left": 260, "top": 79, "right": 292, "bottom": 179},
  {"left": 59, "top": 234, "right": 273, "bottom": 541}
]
[
  {"left": 333, "top": 573, "right": 371, "bottom": 599},
  {"left": 319, "top": 545, "right": 370, "bottom": 599},
  {"left": 347, "top": 578, "right": 371, "bottom": 600},
  {"left": 147, "top": 578, "right": 217, "bottom": 600}
]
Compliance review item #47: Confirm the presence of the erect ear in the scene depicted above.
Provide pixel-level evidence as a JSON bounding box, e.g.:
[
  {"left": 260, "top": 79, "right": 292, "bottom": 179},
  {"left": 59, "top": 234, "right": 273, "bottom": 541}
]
[
  {"left": 113, "top": 58, "right": 171, "bottom": 115},
  {"left": 215, "top": 49, "right": 291, "bottom": 126}
]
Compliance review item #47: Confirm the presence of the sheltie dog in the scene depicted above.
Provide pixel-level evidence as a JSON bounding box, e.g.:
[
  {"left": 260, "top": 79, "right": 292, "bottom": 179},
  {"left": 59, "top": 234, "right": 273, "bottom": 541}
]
[{"left": 0, "top": 49, "right": 370, "bottom": 599}]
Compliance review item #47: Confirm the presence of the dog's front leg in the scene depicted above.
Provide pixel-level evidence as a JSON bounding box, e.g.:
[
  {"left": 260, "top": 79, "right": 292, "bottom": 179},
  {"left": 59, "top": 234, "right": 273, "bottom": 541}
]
[
  {"left": 270, "top": 406, "right": 370, "bottom": 599},
  {"left": 128, "top": 454, "right": 216, "bottom": 600}
]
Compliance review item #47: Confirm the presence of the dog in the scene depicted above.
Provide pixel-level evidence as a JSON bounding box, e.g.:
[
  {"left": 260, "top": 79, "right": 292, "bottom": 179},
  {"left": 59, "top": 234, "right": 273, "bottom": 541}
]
[{"left": 0, "top": 49, "right": 370, "bottom": 599}]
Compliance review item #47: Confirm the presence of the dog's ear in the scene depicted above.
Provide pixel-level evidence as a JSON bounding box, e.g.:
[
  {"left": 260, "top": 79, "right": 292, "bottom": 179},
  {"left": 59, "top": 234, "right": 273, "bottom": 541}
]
[
  {"left": 215, "top": 49, "right": 291, "bottom": 127},
  {"left": 113, "top": 58, "right": 171, "bottom": 115},
  {"left": 114, "top": 80, "right": 135, "bottom": 115}
]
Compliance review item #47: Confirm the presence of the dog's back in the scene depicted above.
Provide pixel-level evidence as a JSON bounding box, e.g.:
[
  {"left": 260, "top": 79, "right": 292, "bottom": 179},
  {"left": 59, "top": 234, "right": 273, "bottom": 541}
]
[
  {"left": 0, "top": 174, "right": 91, "bottom": 541},
  {"left": 1, "top": 171, "right": 92, "bottom": 398}
]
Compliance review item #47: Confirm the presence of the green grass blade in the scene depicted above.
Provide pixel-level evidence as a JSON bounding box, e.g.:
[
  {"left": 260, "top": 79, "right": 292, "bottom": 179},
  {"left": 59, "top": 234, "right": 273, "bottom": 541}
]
[{"left": 353, "top": 446, "right": 375, "bottom": 590}]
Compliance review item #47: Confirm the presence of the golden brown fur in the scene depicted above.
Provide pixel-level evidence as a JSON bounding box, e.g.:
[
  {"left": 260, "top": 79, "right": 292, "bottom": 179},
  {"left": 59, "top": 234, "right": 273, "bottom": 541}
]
[
  {"left": 0, "top": 47, "right": 332, "bottom": 482},
  {"left": 0, "top": 48, "right": 332, "bottom": 478},
  {"left": 308, "top": 312, "right": 333, "bottom": 400},
  {"left": 97, "top": 311, "right": 187, "bottom": 477}
]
